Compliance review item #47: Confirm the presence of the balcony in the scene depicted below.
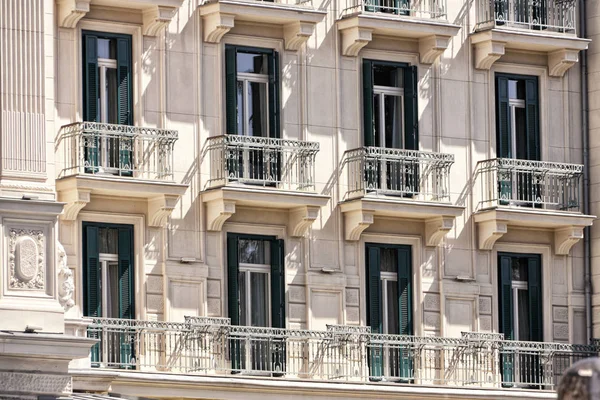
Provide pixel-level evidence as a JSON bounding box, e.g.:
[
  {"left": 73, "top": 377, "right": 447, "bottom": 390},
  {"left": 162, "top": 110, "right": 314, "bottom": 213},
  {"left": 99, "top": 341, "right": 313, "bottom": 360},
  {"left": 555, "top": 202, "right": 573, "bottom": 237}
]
[
  {"left": 202, "top": 135, "right": 329, "bottom": 235},
  {"left": 72, "top": 317, "right": 598, "bottom": 398},
  {"left": 471, "top": 0, "right": 589, "bottom": 76},
  {"left": 337, "top": 0, "right": 460, "bottom": 61},
  {"left": 474, "top": 158, "right": 595, "bottom": 254},
  {"left": 56, "top": 122, "right": 188, "bottom": 226},
  {"left": 340, "top": 147, "right": 463, "bottom": 243},
  {"left": 198, "top": 0, "right": 326, "bottom": 50}
]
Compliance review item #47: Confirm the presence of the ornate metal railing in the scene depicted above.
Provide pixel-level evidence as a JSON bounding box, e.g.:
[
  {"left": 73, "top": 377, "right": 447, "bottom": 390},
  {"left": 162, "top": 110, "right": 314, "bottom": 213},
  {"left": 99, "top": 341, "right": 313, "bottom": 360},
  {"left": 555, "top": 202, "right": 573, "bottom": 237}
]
[
  {"left": 345, "top": 147, "right": 454, "bottom": 201},
  {"left": 342, "top": 0, "right": 447, "bottom": 19},
  {"left": 85, "top": 318, "right": 598, "bottom": 391},
  {"left": 57, "top": 122, "right": 178, "bottom": 181},
  {"left": 205, "top": 135, "right": 319, "bottom": 192},
  {"left": 475, "top": 0, "right": 577, "bottom": 34},
  {"left": 477, "top": 158, "right": 582, "bottom": 212},
  {"left": 203, "top": 0, "right": 313, "bottom": 6}
]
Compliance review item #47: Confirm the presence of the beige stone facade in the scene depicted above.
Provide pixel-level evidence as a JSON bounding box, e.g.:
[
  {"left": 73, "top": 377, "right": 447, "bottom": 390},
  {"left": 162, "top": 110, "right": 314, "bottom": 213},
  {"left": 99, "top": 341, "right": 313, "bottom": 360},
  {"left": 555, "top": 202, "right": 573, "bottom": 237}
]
[{"left": 0, "top": 0, "right": 597, "bottom": 398}]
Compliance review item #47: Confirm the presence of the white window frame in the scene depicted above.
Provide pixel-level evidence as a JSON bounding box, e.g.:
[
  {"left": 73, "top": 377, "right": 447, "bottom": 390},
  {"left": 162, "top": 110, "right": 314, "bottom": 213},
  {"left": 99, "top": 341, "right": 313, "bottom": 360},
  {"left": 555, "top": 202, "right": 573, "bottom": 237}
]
[
  {"left": 239, "top": 262, "right": 272, "bottom": 328},
  {"left": 237, "top": 71, "right": 270, "bottom": 138},
  {"left": 98, "top": 57, "right": 119, "bottom": 174},
  {"left": 380, "top": 270, "right": 398, "bottom": 334},
  {"left": 373, "top": 85, "right": 405, "bottom": 149},
  {"left": 511, "top": 280, "right": 528, "bottom": 341},
  {"left": 98, "top": 252, "right": 119, "bottom": 319}
]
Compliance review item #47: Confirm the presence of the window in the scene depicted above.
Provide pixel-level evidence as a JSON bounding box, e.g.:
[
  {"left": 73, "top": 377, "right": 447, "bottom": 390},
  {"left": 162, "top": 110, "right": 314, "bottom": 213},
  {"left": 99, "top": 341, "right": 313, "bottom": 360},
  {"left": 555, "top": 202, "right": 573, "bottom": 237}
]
[
  {"left": 227, "top": 234, "right": 285, "bottom": 374},
  {"left": 366, "top": 243, "right": 412, "bottom": 380},
  {"left": 82, "top": 31, "right": 133, "bottom": 175},
  {"left": 498, "top": 253, "right": 542, "bottom": 386}
]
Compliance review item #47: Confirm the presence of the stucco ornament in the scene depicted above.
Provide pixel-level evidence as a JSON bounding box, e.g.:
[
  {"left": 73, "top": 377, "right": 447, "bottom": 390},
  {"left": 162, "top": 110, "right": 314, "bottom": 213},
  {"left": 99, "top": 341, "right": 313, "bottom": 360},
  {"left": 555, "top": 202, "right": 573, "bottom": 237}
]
[
  {"left": 9, "top": 229, "right": 45, "bottom": 290},
  {"left": 57, "top": 241, "right": 75, "bottom": 311}
]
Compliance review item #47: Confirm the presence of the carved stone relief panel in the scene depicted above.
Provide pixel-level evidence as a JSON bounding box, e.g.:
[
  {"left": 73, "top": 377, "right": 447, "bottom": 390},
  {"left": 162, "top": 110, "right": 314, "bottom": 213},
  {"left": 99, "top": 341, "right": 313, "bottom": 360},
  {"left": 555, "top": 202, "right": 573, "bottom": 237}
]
[{"left": 8, "top": 228, "right": 45, "bottom": 290}]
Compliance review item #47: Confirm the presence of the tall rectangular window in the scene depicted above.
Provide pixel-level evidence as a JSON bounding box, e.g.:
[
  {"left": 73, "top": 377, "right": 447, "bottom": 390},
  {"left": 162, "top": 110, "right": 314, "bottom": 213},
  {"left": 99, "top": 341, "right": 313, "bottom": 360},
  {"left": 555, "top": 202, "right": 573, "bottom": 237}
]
[{"left": 82, "top": 31, "right": 133, "bottom": 176}]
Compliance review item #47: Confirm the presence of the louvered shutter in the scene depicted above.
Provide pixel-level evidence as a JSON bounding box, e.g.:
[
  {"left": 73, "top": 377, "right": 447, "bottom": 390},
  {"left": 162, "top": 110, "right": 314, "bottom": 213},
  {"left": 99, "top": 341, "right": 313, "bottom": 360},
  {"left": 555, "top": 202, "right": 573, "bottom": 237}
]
[
  {"left": 366, "top": 245, "right": 383, "bottom": 379},
  {"left": 363, "top": 60, "right": 374, "bottom": 147},
  {"left": 118, "top": 227, "right": 134, "bottom": 319},
  {"left": 268, "top": 51, "right": 281, "bottom": 139},
  {"left": 397, "top": 245, "right": 413, "bottom": 381},
  {"left": 403, "top": 66, "right": 419, "bottom": 151},
  {"left": 84, "top": 225, "right": 101, "bottom": 317},
  {"left": 116, "top": 37, "right": 133, "bottom": 176},
  {"left": 227, "top": 234, "right": 242, "bottom": 371},
  {"left": 225, "top": 46, "right": 238, "bottom": 135},
  {"left": 498, "top": 254, "right": 514, "bottom": 386},
  {"left": 496, "top": 75, "right": 511, "bottom": 205},
  {"left": 270, "top": 239, "right": 286, "bottom": 328},
  {"left": 524, "top": 78, "right": 540, "bottom": 161},
  {"left": 528, "top": 256, "right": 542, "bottom": 341},
  {"left": 83, "top": 34, "right": 99, "bottom": 172}
]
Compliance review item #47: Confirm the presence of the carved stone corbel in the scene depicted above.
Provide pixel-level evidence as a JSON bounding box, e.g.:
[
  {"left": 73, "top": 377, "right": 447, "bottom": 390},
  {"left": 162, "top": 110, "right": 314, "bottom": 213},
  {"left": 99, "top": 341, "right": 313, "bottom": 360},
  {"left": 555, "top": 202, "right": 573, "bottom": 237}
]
[
  {"left": 206, "top": 199, "right": 236, "bottom": 231},
  {"left": 143, "top": 6, "right": 178, "bottom": 37},
  {"left": 340, "top": 26, "right": 372, "bottom": 57},
  {"left": 202, "top": 12, "right": 235, "bottom": 43},
  {"left": 474, "top": 40, "right": 506, "bottom": 70},
  {"left": 554, "top": 226, "right": 584, "bottom": 255},
  {"left": 148, "top": 195, "right": 180, "bottom": 227},
  {"left": 419, "top": 35, "right": 451, "bottom": 65},
  {"left": 425, "top": 216, "right": 454, "bottom": 247},
  {"left": 477, "top": 220, "right": 507, "bottom": 250},
  {"left": 344, "top": 209, "right": 374, "bottom": 241},
  {"left": 548, "top": 49, "right": 580, "bottom": 77},
  {"left": 289, "top": 206, "right": 320, "bottom": 237},
  {"left": 60, "top": 188, "right": 91, "bottom": 221},
  {"left": 57, "top": 0, "right": 90, "bottom": 29},
  {"left": 284, "top": 22, "right": 316, "bottom": 51}
]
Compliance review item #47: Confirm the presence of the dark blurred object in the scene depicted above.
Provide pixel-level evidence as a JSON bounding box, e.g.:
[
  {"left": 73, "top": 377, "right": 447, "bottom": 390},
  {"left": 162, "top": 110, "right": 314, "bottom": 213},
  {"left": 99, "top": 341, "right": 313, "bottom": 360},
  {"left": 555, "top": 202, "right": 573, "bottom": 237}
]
[{"left": 558, "top": 357, "right": 600, "bottom": 399}]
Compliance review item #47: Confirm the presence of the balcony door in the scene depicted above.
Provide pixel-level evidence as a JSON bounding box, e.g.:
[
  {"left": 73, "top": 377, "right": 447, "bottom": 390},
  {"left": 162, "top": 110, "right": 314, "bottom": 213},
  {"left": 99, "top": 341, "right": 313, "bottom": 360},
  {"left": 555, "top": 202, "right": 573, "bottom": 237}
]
[
  {"left": 366, "top": 243, "right": 413, "bottom": 381},
  {"left": 82, "top": 31, "right": 133, "bottom": 176},
  {"left": 225, "top": 46, "right": 280, "bottom": 185},
  {"left": 227, "top": 233, "right": 285, "bottom": 374},
  {"left": 363, "top": 60, "right": 418, "bottom": 195},
  {"left": 495, "top": 74, "right": 540, "bottom": 206}
]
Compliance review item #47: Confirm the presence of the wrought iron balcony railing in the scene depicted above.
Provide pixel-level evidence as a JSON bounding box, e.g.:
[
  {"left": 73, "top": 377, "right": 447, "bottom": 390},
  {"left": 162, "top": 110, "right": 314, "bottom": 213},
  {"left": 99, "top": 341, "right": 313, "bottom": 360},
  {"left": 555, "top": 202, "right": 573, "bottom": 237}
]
[
  {"left": 475, "top": 0, "right": 577, "bottom": 34},
  {"left": 478, "top": 158, "right": 583, "bottom": 212},
  {"left": 205, "top": 135, "right": 319, "bottom": 192},
  {"left": 203, "top": 0, "right": 313, "bottom": 6},
  {"left": 58, "top": 122, "right": 178, "bottom": 181},
  {"left": 84, "top": 317, "right": 598, "bottom": 391},
  {"left": 345, "top": 147, "right": 454, "bottom": 201},
  {"left": 342, "top": 0, "right": 447, "bottom": 19}
]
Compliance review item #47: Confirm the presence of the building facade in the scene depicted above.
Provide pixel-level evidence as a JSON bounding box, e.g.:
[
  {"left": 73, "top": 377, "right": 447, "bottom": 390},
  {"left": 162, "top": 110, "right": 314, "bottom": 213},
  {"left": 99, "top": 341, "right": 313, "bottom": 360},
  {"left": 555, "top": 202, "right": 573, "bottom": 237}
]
[{"left": 0, "top": 0, "right": 597, "bottom": 398}]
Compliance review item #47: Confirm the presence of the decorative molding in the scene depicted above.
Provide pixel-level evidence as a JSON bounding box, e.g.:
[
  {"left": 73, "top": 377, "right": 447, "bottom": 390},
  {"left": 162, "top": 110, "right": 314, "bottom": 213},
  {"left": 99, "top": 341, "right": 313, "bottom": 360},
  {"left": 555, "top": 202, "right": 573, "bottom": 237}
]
[
  {"left": 289, "top": 206, "right": 320, "bottom": 237},
  {"left": 57, "top": 242, "right": 75, "bottom": 311},
  {"left": 474, "top": 40, "right": 505, "bottom": 70},
  {"left": 143, "top": 6, "right": 177, "bottom": 37},
  {"left": 548, "top": 49, "right": 580, "bottom": 77},
  {"left": 206, "top": 199, "right": 236, "bottom": 231},
  {"left": 554, "top": 226, "right": 584, "bottom": 255},
  {"left": 60, "top": 188, "right": 91, "bottom": 221},
  {"left": 57, "top": 0, "right": 90, "bottom": 28},
  {"left": 284, "top": 22, "right": 316, "bottom": 51},
  {"left": 148, "top": 195, "right": 180, "bottom": 227},
  {"left": 340, "top": 26, "right": 372, "bottom": 57},
  {"left": 0, "top": 372, "right": 72, "bottom": 395},
  {"left": 8, "top": 229, "right": 45, "bottom": 290},
  {"left": 202, "top": 12, "right": 235, "bottom": 43},
  {"left": 477, "top": 220, "right": 507, "bottom": 250},
  {"left": 419, "top": 35, "right": 451, "bottom": 65},
  {"left": 344, "top": 209, "right": 374, "bottom": 241},
  {"left": 424, "top": 216, "right": 454, "bottom": 247}
]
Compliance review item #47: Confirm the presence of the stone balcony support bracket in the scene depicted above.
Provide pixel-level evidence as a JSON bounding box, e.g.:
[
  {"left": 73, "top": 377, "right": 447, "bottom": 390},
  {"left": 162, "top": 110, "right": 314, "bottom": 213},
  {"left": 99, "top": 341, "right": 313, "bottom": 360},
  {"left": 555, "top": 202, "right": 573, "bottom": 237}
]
[
  {"left": 143, "top": 6, "right": 179, "bottom": 36},
  {"left": 57, "top": 0, "right": 91, "bottom": 28},
  {"left": 148, "top": 194, "right": 180, "bottom": 227},
  {"left": 344, "top": 209, "right": 375, "bottom": 241},
  {"left": 202, "top": 11, "right": 236, "bottom": 43},
  {"left": 473, "top": 39, "right": 506, "bottom": 70},
  {"left": 555, "top": 226, "right": 584, "bottom": 256},
  {"left": 425, "top": 216, "right": 455, "bottom": 247},
  {"left": 206, "top": 198, "right": 236, "bottom": 231},
  {"left": 477, "top": 219, "right": 508, "bottom": 250},
  {"left": 340, "top": 26, "right": 373, "bottom": 57},
  {"left": 59, "top": 188, "right": 91, "bottom": 221},
  {"left": 419, "top": 35, "right": 452, "bottom": 65},
  {"left": 548, "top": 49, "right": 580, "bottom": 77},
  {"left": 289, "top": 206, "right": 320, "bottom": 237},
  {"left": 284, "top": 22, "right": 317, "bottom": 51}
]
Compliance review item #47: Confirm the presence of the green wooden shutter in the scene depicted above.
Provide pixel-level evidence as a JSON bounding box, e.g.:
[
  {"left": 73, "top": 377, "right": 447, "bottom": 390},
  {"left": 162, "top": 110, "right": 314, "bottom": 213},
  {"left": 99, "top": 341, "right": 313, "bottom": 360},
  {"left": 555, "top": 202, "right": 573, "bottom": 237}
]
[
  {"left": 403, "top": 66, "right": 419, "bottom": 151},
  {"left": 496, "top": 76, "right": 511, "bottom": 158},
  {"left": 268, "top": 51, "right": 281, "bottom": 139},
  {"left": 118, "top": 227, "right": 134, "bottom": 320},
  {"left": 227, "top": 234, "right": 242, "bottom": 371},
  {"left": 116, "top": 37, "right": 133, "bottom": 176},
  {"left": 225, "top": 46, "right": 238, "bottom": 135},
  {"left": 524, "top": 78, "right": 540, "bottom": 161},
  {"left": 397, "top": 245, "right": 413, "bottom": 381},
  {"left": 366, "top": 245, "right": 382, "bottom": 379},
  {"left": 363, "top": 60, "right": 374, "bottom": 147},
  {"left": 528, "top": 256, "right": 542, "bottom": 341},
  {"left": 83, "top": 34, "right": 99, "bottom": 172},
  {"left": 84, "top": 225, "right": 101, "bottom": 317},
  {"left": 270, "top": 239, "right": 285, "bottom": 328},
  {"left": 498, "top": 254, "right": 514, "bottom": 386}
]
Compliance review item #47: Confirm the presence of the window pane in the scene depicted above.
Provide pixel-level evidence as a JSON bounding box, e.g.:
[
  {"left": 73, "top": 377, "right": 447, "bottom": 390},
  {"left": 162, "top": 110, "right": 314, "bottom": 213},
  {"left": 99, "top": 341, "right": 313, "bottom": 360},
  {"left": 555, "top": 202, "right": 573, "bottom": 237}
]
[
  {"left": 514, "top": 107, "right": 527, "bottom": 160},
  {"left": 237, "top": 53, "right": 268, "bottom": 74},
  {"left": 107, "top": 262, "right": 120, "bottom": 318},
  {"left": 511, "top": 257, "right": 529, "bottom": 282},
  {"left": 381, "top": 248, "right": 398, "bottom": 273},
  {"left": 250, "top": 272, "right": 268, "bottom": 327},
  {"left": 374, "top": 65, "right": 403, "bottom": 88},
  {"left": 99, "top": 227, "right": 118, "bottom": 254},
  {"left": 384, "top": 94, "right": 403, "bottom": 149},
  {"left": 98, "top": 38, "right": 111, "bottom": 59},
  {"left": 517, "top": 289, "right": 530, "bottom": 340},
  {"left": 373, "top": 93, "right": 381, "bottom": 147},
  {"left": 508, "top": 79, "right": 525, "bottom": 100},
  {"left": 248, "top": 81, "right": 268, "bottom": 137},
  {"left": 239, "top": 239, "right": 270, "bottom": 264},
  {"left": 239, "top": 271, "right": 247, "bottom": 326},
  {"left": 386, "top": 280, "right": 399, "bottom": 334},
  {"left": 106, "top": 67, "right": 118, "bottom": 124}
]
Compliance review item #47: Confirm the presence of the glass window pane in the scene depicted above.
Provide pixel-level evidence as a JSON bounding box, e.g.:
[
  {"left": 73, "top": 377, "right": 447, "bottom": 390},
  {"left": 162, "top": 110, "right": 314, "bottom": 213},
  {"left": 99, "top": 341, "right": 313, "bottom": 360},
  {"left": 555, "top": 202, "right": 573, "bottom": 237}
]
[
  {"left": 98, "top": 38, "right": 111, "bottom": 59},
  {"left": 511, "top": 257, "right": 529, "bottom": 282},
  {"left": 373, "top": 93, "right": 381, "bottom": 147},
  {"left": 106, "top": 67, "right": 118, "bottom": 124},
  {"left": 514, "top": 107, "right": 527, "bottom": 160},
  {"left": 239, "top": 239, "right": 270, "bottom": 264},
  {"left": 248, "top": 82, "right": 268, "bottom": 137},
  {"left": 517, "top": 289, "right": 530, "bottom": 341},
  {"left": 381, "top": 248, "right": 398, "bottom": 273},
  {"left": 250, "top": 272, "right": 268, "bottom": 327},
  {"left": 386, "top": 280, "right": 399, "bottom": 334},
  {"left": 508, "top": 79, "right": 525, "bottom": 100},
  {"left": 99, "top": 227, "right": 118, "bottom": 254},
  {"left": 373, "top": 65, "right": 403, "bottom": 88},
  {"left": 107, "top": 262, "right": 120, "bottom": 318},
  {"left": 237, "top": 53, "right": 268, "bottom": 74},
  {"left": 384, "top": 94, "right": 403, "bottom": 149},
  {"left": 239, "top": 271, "right": 247, "bottom": 326}
]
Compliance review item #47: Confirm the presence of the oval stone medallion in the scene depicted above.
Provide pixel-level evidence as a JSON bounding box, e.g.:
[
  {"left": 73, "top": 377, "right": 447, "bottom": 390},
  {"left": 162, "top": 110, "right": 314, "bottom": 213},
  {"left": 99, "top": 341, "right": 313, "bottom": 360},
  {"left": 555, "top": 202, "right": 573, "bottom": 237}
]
[{"left": 15, "top": 236, "right": 38, "bottom": 282}]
